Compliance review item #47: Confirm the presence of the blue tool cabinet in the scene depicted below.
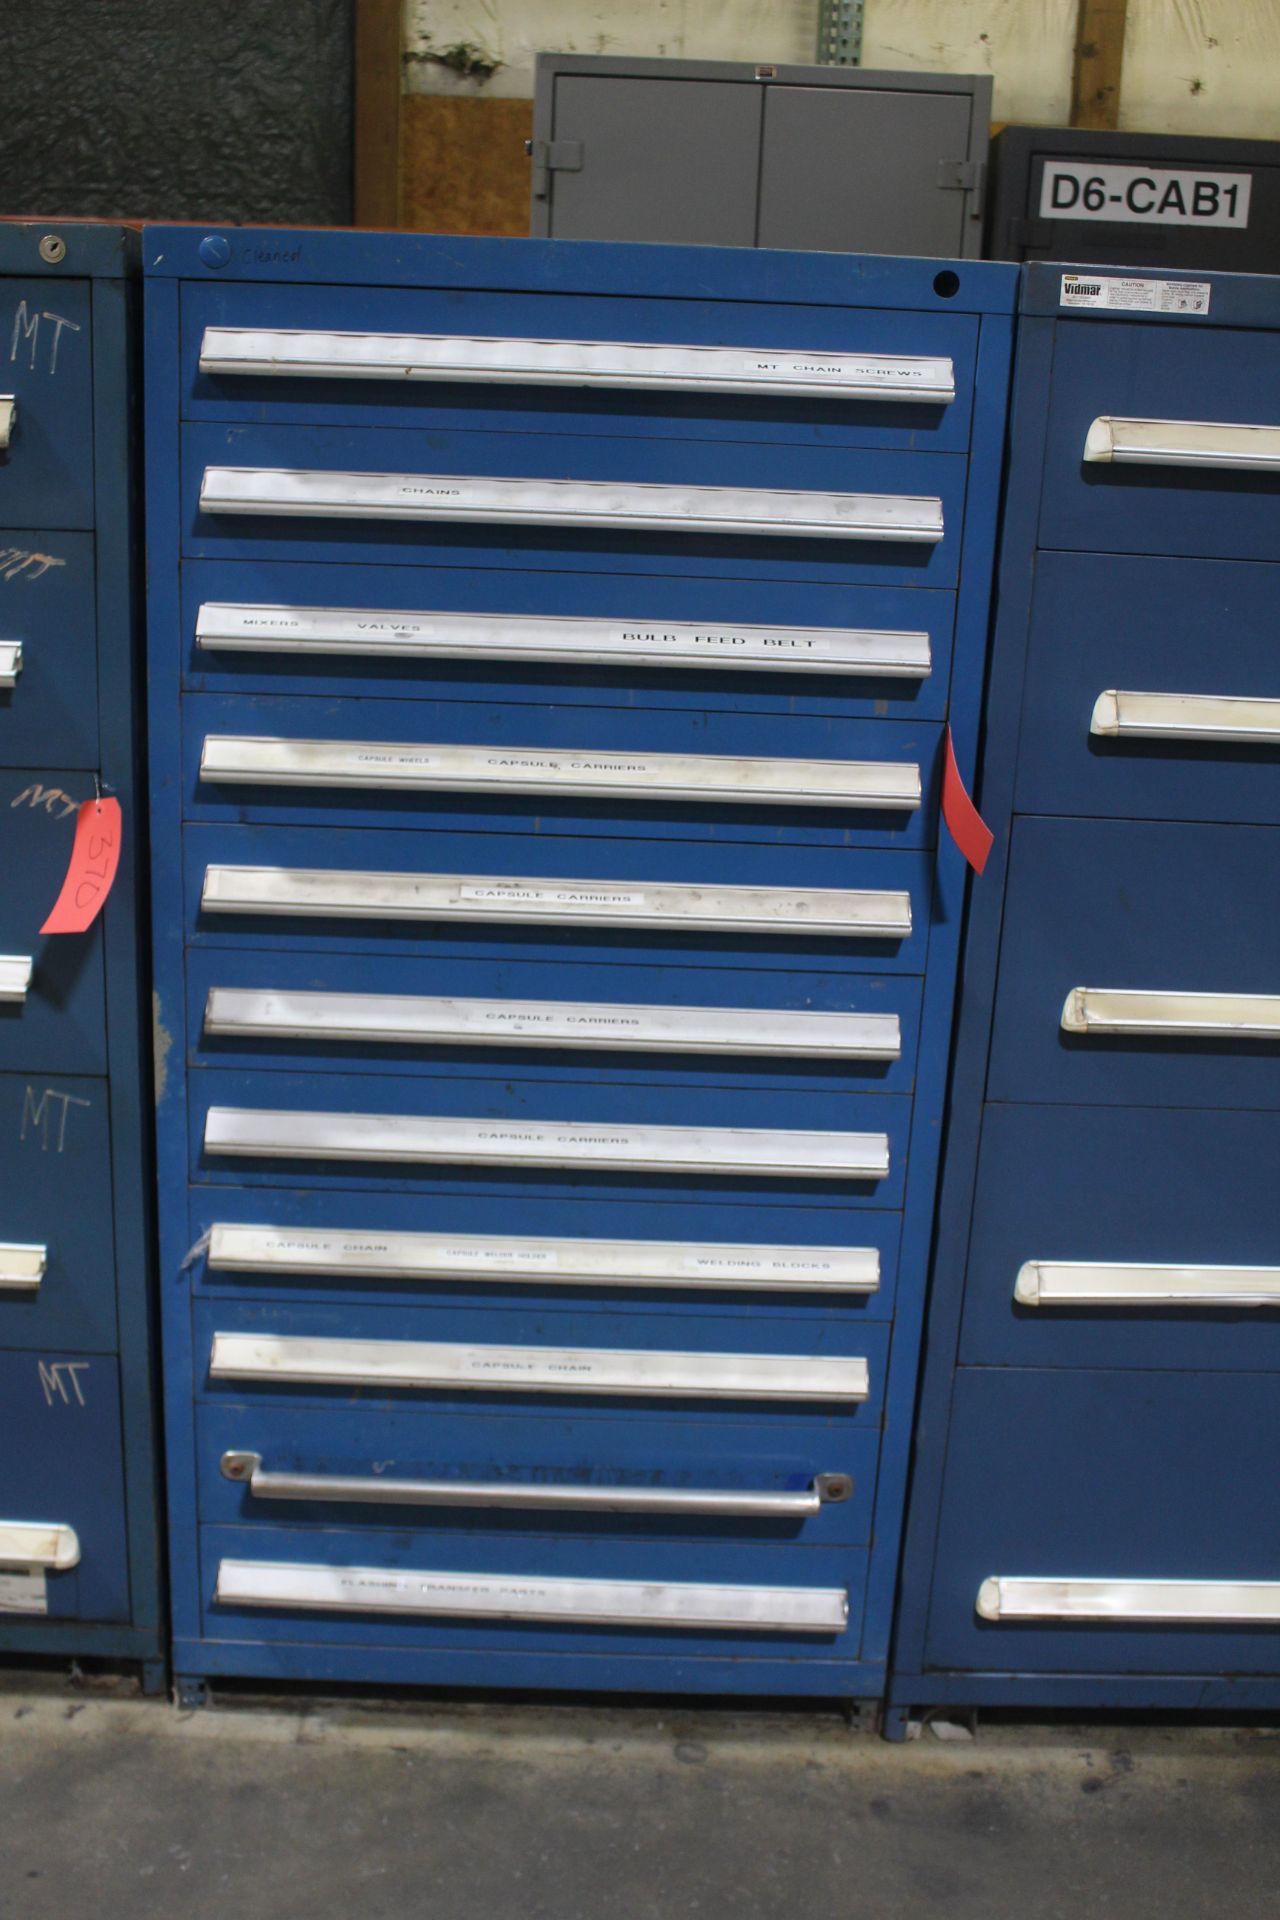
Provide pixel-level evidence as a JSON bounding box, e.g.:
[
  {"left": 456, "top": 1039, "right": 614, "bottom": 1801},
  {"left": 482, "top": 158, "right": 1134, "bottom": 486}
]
[
  {"left": 143, "top": 227, "right": 1015, "bottom": 1701},
  {"left": 890, "top": 263, "right": 1280, "bottom": 1727},
  {"left": 0, "top": 223, "right": 163, "bottom": 1687}
]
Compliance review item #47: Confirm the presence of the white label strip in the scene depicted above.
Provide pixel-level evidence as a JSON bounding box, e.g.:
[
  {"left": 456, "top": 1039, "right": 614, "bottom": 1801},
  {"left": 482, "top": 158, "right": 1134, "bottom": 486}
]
[
  {"left": 1061, "top": 275, "right": 1211, "bottom": 317},
  {"left": 1061, "top": 988, "right": 1280, "bottom": 1041},
  {"left": 1041, "top": 164, "right": 1251, "bottom": 229},
  {"left": 200, "top": 864, "right": 913, "bottom": 940},
  {"left": 198, "top": 737, "right": 922, "bottom": 811},
  {"left": 202, "top": 1106, "right": 891, "bottom": 1180},
  {"left": 0, "top": 956, "right": 33, "bottom": 1004},
  {"left": 1015, "top": 1260, "right": 1280, "bottom": 1308},
  {"left": 0, "top": 1570, "right": 47, "bottom": 1614},
  {"left": 0, "top": 640, "right": 22, "bottom": 688},
  {"left": 1083, "top": 416, "right": 1280, "bottom": 469},
  {"left": 206, "top": 1222, "right": 879, "bottom": 1293},
  {"left": 199, "top": 325, "right": 955, "bottom": 403},
  {"left": 0, "top": 397, "right": 14, "bottom": 451},
  {"left": 198, "top": 468, "right": 946, "bottom": 544},
  {"left": 0, "top": 1521, "right": 80, "bottom": 1572},
  {"left": 195, "top": 603, "right": 933, "bottom": 679},
  {"left": 203, "top": 987, "right": 901, "bottom": 1060},
  {"left": 1091, "top": 690, "right": 1280, "bottom": 743},
  {"left": 208, "top": 1331, "right": 869, "bottom": 1402},
  {"left": 215, "top": 1559, "right": 849, "bottom": 1633},
  {"left": 978, "top": 1576, "right": 1280, "bottom": 1625},
  {"left": 0, "top": 1242, "right": 46, "bottom": 1291}
]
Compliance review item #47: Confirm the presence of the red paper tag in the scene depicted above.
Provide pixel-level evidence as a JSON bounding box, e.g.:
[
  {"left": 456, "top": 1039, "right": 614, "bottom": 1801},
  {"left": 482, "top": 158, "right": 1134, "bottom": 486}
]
[
  {"left": 41, "top": 797, "right": 122, "bottom": 933},
  {"left": 941, "top": 726, "right": 993, "bottom": 876}
]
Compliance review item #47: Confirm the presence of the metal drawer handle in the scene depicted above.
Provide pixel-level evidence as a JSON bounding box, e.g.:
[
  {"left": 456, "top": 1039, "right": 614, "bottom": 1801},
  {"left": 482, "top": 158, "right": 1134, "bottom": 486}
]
[
  {"left": 215, "top": 1558, "right": 849, "bottom": 1633},
  {"left": 0, "top": 641, "right": 21, "bottom": 688},
  {"left": 0, "top": 396, "right": 14, "bottom": 449},
  {"left": 0, "top": 956, "right": 33, "bottom": 1004},
  {"left": 198, "top": 326, "right": 956, "bottom": 404},
  {"left": 200, "top": 863, "right": 914, "bottom": 940},
  {"left": 221, "top": 1451, "right": 853, "bottom": 1517},
  {"left": 203, "top": 986, "right": 902, "bottom": 1061},
  {"left": 1061, "top": 987, "right": 1280, "bottom": 1041},
  {"left": 1084, "top": 416, "right": 1280, "bottom": 471},
  {"left": 206, "top": 1221, "right": 880, "bottom": 1294},
  {"left": 198, "top": 735, "right": 923, "bottom": 812},
  {"left": 195, "top": 601, "right": 934, "bottom": 680},
  {"left": 0, "top": 1521, "right": 79, "bottom": 1572},
  {"left": 202, "top": 1104, "right": 891, "bottom": 1180},
  {"left": 209, "top": 1332, "right": 870, "bottom": 1403},
  {"left": 978, "top": 1576, "right": 1280, "bottom": 1624},
  {"left": 199, "top": 466, "right": 946, "bottom": 545},
  {"left": 1016, "top": 1259, "right": 1280, "bottom": 1308},
  {"left": 0, "top": 1242, "right": 47, "bottom": 1291},
  {"left": 1092, "top": 690, "right": 1280, "bottom": 743}
]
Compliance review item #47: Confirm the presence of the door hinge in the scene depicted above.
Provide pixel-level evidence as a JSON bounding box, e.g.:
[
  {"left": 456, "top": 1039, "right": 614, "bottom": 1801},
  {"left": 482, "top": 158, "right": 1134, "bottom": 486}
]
[
  {"left": 527, "top": 139, "right": 585, "bottom": 200},
  {"left": 936, "top": 159, "right": 986, "bottom": 210}
]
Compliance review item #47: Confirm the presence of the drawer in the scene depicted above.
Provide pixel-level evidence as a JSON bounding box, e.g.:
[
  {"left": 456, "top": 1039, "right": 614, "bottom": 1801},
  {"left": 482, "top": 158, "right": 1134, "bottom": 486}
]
[
  {"left": 959, "top": 1103, "right": 1280, "bottom": 1372},
  {"left": 186, "top": 946, "right": 922, "bottom": 1095},
  {"left": 182, "top": 422, "right": 966, "bottom": 591},
  {"left": 183, "top": 278, "right": 978, "bottom": 451},
  {"left": 0, "top": 280, "right": 95, "bottom": 530},
  {"left": 989, "top": 817, "right": 1280, "bottom": 1110},
  {"left": 182, "top": 691, "right": 939, "bottom": 852},
  {"left": 1015, "top": 552, "right": 1280, "bottom": 826},
  {"left": 188, "top": 1183, "right": 903, "bottom": 1324},
  {"left": 202, "top": 1521, "right": 865, "bottom": 1656},
  {"left": 192, "top": 1295, "right": 889, "bottom": 1421},
  {"left": 188, "top": 1064, "right": 910, "bottom": 1208},
  {"left": 196, "top": 1400, "right": 877, "bottom": 1546},
  {"left": 0, "top": 768, "right": 106, "bottom": 1075},
  {"left": 0, "top": 1072, "right": 117, "bottom": 1351},
  {"left": 0, "top": 1348, "right": 129, "bottom": 1623},
  {"left": 0, "top": 530, "right": 99, "bottom": 768},
  {"left": 1039, "top": 318, "right": 1280, "bottom": 562},
  {"left": 181, "top": 557, "right": 955, "bottom": 724},
  {"left": 183, "top": 823, "right": 932, "bottom": 975},
  {"left": 923, "top": 1367, "right": 1280, "bottom": 1676}
]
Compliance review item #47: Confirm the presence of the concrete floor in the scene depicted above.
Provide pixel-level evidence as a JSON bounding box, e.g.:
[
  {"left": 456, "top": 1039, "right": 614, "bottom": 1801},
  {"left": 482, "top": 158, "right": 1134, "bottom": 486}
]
[{"left": 1, "top": 1675, "right": 1278, "bottom": 1919}]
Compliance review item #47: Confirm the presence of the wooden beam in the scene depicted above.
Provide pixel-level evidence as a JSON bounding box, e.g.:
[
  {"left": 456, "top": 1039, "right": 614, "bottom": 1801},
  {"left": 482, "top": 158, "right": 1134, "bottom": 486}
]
[
  {"left": 354, "top": 0, "right": 402, "bottom": 227},
  {"left": 1071, "top": 0, "right": 1128, "bottom": 130}
]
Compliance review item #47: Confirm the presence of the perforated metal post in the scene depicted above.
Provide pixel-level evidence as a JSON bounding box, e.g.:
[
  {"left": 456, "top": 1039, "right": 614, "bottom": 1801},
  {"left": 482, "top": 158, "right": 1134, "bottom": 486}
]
[{"left": 816, "top": 1, "right": 864, "bottom": 65}]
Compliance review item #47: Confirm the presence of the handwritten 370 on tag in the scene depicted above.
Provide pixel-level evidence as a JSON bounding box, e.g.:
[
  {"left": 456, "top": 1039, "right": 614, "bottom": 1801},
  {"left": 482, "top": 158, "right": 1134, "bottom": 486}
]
[{"left": 41, "top": 798, "right": 122, "bottom": 934}]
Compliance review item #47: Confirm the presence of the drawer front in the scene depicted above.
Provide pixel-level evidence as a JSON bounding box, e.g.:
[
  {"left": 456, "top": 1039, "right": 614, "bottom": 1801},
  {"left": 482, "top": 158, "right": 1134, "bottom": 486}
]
[
  {"left": 0, "top": 531, "right": 99, "bottom": 769},
  {"left": 183, "top": 422, "right": 966, "bottom": 591},
  {"left": 0, "top": 1072, "right": 117, "bottom": 1351},
  {"left": 197, "top": 1400, "right": 876, "bottom": 1546},
  {"left": 0, "top": 280, "right": 95, "bottom": 530},
  {"left": 182, "top": 691, "right": 938, "bottom": 852},
  {"left": 0, "top": 1348, "right": 129, "bottom": 1623},
  {"left": 1015, "top": 551, "right": 1280, "bottom": 826},
  {"left": 0, "top": 767, "right": 106, "bottom": 1075},
  {"left": 182, "top": 279, "right": 979, "bottom": 450},
  {"left": 960, "top": 1103, "right": 1280, "bottom": 1372},
  {"left": 188, "top": 1183, "right": 903, "bottom": 1324},
  {"left": 182, "top": 557, "right": 955, "bottom": 725},
  {"left": 193, "top": 1295, "right": 890, "bottom": 1422},
  {"left": 1039, "top": 319, "right": 1280, "bottom": 562},
  {"left": 989, "top": 817, "right": 1280, "bottom": 1110},
  {"left": 202, "top": 1521, "right": 865, "bottom": 1657},
  {"left": 188, "top": 1064, "right": 910, "bottom": 1208},
  {"left": 924, "top": 1367, "right": 1280, "bottom": 1676},
  {"left": 186, "top": 945, "right": 922, "bottom": 1095},
  {"left": 183, "top": 823, "right": 932, "bottom": 976}
]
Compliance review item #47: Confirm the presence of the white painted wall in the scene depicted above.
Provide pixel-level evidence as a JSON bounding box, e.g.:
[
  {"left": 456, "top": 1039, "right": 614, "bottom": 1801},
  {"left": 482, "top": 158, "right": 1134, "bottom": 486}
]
[{"left": 403, "top": 0, "right": 1280, "bottom": 141}]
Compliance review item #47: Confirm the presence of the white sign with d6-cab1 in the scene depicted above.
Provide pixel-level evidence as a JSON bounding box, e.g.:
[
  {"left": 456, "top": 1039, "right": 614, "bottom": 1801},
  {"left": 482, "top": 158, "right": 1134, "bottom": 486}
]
[{"left": 1040, "top": 161, "right": 1251, "bottom": 228}]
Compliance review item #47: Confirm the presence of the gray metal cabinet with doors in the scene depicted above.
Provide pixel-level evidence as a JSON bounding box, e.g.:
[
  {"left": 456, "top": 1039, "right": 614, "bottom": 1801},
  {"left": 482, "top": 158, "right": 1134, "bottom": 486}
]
[{"left": 530, "top": 56, "right": 991, "bottom": 257}]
